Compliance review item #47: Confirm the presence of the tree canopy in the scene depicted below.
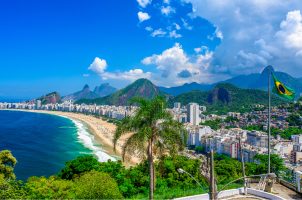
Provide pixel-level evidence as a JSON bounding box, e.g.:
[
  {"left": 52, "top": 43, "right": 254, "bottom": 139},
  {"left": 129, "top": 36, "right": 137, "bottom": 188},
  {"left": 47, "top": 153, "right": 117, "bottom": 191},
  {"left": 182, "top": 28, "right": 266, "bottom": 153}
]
[{"left": 0, "top": 150, "right": 17, "bottom": 180}]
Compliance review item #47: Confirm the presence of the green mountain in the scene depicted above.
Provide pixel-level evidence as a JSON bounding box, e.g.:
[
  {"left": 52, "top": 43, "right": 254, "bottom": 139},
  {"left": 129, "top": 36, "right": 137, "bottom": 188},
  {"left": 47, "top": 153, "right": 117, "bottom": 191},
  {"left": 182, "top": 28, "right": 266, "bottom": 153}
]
[
  {"left": 76, "top": 79, "right": 165, "bottom": 105},
  {"left": 37, "top": 91, "right": 61, "bottom": 104},
  {"left": 223, "top": 66, "right": 302, "bottom": 98},
  {"left": 168, "top": 83, "right": 285, "bottom": 113}
]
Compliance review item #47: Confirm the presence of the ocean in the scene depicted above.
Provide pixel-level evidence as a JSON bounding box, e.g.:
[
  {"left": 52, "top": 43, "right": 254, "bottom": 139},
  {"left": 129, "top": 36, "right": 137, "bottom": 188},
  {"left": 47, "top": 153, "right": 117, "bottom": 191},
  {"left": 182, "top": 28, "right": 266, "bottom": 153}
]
[{"left": 0, "top": 110, "right": 116, "bottom": 180}]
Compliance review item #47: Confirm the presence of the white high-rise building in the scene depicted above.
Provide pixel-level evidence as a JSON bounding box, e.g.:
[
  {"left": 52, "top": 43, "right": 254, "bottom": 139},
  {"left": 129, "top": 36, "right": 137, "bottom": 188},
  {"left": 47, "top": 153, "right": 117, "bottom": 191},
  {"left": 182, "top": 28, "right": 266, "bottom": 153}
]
[
  {"left": 187, "top": 103, "right": 201, "bottom": 126},
  {"left": 35, "top": 100, "right": 42, "bottom": 109}
]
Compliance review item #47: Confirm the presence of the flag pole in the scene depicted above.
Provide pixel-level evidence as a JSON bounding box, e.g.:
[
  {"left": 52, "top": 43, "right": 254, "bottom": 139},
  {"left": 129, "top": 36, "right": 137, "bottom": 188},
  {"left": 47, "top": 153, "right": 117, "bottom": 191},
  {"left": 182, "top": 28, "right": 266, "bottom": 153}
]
[{"left": 267, "top": 66, "right": 271, "bottom": 174}]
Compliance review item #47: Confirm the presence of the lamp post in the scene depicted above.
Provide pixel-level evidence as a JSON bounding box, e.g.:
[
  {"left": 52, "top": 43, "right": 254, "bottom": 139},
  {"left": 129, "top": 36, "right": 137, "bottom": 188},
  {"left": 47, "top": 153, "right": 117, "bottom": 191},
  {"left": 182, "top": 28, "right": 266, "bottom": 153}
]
[{"left": 177, "top": 168, "right": 207, "bottom": 191}]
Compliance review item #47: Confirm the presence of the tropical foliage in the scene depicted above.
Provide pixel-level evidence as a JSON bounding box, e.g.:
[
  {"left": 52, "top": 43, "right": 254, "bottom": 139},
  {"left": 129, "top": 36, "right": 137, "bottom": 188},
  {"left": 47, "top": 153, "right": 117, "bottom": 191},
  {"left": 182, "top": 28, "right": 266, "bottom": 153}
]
[
  {"left": 200, "top": 119, "right": 222, "bottom": 130},
  {"left": 0, "top": 150, "right": 17, "bottom": 180},
  {"left": 0, "top": 148, "right": 287, "bottom": 200},
  {"left": 113, "top": 96, "right": 187, "bottom": 199}
]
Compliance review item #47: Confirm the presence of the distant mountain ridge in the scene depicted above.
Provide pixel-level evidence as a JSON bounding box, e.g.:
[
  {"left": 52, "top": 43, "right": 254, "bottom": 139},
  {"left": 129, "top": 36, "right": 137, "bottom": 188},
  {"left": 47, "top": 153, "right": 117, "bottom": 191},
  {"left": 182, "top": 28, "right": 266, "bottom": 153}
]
[
  {"left": 160, "top": 66, "right": 302, "bottom": 98},
  {"left": 62, "top": 83, "right": 117, "bottom": 102},
  {"left": 159, "top": 82, "right": 213, "bottom": 96},
  {"left": 76, "top": 79, "right": 166, "bottom": 106},
  {"left": 75, "top": 78, "right": 286, "bottom": 113},
  {"left": 93, "top": 83, "right": 117, "bottom": 97},
  {"left": 168, "top": 83, "right": 285, "bottom": 113}
]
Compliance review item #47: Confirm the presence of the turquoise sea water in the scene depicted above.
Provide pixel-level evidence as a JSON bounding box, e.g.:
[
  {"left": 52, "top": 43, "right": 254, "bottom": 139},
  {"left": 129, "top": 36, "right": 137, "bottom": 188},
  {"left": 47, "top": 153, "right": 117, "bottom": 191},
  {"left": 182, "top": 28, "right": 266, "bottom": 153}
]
[{"left": 0, "top": 110, "right": 115, "bottom": 180}]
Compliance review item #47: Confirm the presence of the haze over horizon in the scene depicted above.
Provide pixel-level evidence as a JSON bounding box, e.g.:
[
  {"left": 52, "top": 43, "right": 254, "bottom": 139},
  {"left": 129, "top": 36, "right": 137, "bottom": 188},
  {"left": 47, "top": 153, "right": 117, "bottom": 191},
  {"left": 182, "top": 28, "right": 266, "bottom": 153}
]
[{"left": 1, "top": 0, "right": 302, "bottom": 98}]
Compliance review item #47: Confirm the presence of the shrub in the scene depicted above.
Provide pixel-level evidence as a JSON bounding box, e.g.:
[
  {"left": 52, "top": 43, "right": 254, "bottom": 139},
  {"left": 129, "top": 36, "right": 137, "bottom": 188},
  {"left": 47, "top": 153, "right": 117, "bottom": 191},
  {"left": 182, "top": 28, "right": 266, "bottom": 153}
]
[
  {"left": 58, "top": 155, "right": 100, "bottom": 179},
  {"left": 74, "top": 170, "right": 123, "bottom": 199},
  {"left": 25, "top": 176, "right": 75, "bottom": 199}
]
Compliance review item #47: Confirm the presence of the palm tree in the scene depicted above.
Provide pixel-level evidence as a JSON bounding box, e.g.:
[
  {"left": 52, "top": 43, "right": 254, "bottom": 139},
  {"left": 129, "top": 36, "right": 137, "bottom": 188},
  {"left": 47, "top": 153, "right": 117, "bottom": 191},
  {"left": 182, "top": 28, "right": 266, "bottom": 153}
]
[{"left": 113, "top": 96, "right": 187, "bottom": 199}]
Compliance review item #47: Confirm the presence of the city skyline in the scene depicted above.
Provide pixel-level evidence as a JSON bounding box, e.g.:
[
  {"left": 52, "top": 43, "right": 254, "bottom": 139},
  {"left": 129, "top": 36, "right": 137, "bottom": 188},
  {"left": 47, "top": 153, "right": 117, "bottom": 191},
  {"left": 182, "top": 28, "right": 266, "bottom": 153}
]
[{"left": 1, "top": 0, "right": 302, "bottom": 99}]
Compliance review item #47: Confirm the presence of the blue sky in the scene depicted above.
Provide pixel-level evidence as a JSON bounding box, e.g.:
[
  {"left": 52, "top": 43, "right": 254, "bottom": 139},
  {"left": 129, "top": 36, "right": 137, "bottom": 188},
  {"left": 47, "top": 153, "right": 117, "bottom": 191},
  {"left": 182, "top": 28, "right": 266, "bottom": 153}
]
[{"left": 0, "top": 0, "right": 302, "bottom": 98}]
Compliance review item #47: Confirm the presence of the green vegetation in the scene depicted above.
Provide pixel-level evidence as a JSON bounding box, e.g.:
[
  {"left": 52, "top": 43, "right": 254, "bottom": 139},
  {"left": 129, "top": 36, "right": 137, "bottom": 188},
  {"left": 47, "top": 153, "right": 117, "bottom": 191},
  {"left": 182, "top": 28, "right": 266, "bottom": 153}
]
[
  {"left": 195, "top": 146, "right": 204, "bottom": 153},
  {"left": 271, "top": 127, "right": 302, "bottom": 139},
  {"left": 253, "top": 154, "right": 286, "bottom": 176},
  {"left": 114, "top": 96, "right": 187, "bottom": 199},
  {"left": 25, "top": 176, "right": 76, "bottom": 199},
  {"left": 0, "top": 147, "right": 287, "bottom": 200},
  {"left": 215, "top": 154, "right": 286, "bottom": 183},
  {"left": 77, "top": 78, "right": 166, "bottom": 105},
  {"left": 169, "top": 83, "right": 285, "bottom": 114},
  {"left": 0, "top": 175, "right": 26, "bottom": 199},
  {"left": 0, "top": 150, "right": 17, "bottom": 180},
  {"left": 286, "top": 113, "right": 302, "bottom": 126},
  {"left": 73, "top": 171, "right": 123, "bottom": 199},
  {"left": 200, "top": 119, "right": 222, "bottom": 130},
  {"left": 0, "top": 150, "right": 123, "bottom": 199},
  {"left": 224, "top": 116, "right": 239, "bottom": 123}
]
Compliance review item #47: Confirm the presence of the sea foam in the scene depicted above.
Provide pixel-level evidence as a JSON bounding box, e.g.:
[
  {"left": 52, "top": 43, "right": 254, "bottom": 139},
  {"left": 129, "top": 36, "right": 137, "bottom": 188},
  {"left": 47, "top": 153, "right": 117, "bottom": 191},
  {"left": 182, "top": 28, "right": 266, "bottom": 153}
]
[{"left": 72, "top": 119, "right": 117, "bottom": 162}]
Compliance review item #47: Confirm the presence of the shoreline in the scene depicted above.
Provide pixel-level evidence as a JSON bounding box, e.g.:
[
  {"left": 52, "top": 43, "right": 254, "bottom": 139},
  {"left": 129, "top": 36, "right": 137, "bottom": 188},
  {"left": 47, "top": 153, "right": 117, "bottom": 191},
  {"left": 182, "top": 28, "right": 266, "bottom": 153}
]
[{"left": 1, "top": 109, "right": 140, "bottom": 166}]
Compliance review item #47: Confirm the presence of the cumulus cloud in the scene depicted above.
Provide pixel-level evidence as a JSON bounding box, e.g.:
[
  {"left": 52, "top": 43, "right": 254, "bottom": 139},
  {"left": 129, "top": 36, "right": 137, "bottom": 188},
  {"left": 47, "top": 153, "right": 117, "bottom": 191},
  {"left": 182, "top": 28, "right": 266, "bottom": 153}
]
[
  {"left": 88, "top": 43, "right": 226, "bottom": 87},
  {"left": 88, "top": 58, "right": 151, "bottom": 82},
  {"left": 276, "top": 10, "right": 302, "bottom": 50},
  {"left": 137, "top": 0, "right": 151, "bottom": 8},
  {"left": 88, "top": 57, "right": 107, "bottom": 74},
  {"left": 185, "top": 0, "right": 302, "bottom": 76},
  {"left": 138, "top": 11, "right": 151, "bottom": 22},
  {"left": 142, "top": 43, "right": 219, "bottom": 86}
]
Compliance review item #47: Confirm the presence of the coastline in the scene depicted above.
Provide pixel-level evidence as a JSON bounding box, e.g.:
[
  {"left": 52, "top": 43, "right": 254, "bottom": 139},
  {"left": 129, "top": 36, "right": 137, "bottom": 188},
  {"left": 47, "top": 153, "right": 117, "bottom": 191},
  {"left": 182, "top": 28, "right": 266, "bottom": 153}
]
[{"left": 3, "top": 109, "right": 140, "bottom": 166}]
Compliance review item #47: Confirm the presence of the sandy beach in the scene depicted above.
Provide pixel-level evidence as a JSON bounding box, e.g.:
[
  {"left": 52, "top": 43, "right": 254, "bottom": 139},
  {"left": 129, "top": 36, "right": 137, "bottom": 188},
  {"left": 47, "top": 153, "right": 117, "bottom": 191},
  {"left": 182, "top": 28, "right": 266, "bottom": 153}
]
[{"left": 10, "top": 109, "right": 140, "bottom": 166}]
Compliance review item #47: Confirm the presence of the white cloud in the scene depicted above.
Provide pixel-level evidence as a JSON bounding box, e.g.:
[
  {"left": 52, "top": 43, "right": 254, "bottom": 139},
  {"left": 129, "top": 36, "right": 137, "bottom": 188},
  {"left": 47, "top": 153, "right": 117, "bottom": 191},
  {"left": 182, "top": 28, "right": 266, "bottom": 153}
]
[
  {"left": 137, "top": 0, "right": 151, "bottom": 8},
  {"left": 142, "top": 43, "right": 219, "bottom": 86},
  {"left": 151, "top": 29, "right": 166, "bottom": 37},
  {"left": 276, "top": 10, "right": 302, "bottom": 50},
  {"left": 163, "top": 0, "right": 170, "bottom": 4},
  {"left": 185, "top": 0, "right": 302, "bottom": 76},
  {"left": 161, "top": 6, "right": 175, "bottom": 16},
  {"left": 194, "top": 47, "right": 201, "bottom": 53},
  {"left": 88, "top": 57, "right": 107, "bottom": 74},
  {"left": 215, "top": 27, "right": 223, "bottom": 40},
  {"left": 88, "top": 44, "right": 225, "bottom": 87},
  {"left": 138, "top": 11, "right": 151, "bottom": 23},
  {"left": 88, "top": 57, "right": 151, "bottom": 82},
  {"left": 181, "top": 18, "right": 193, "bottom": 30},
  {"left": 194, "top": 46, "right": 209, "bottom": 54},
  {"left": 174, "top": 23, "right": 181, "bottom": 30},
  {"left": 102, "top": 69, "right": 152, "bottom": 81},
  {"left": 145, "top": 26, "right": 153, "bottom": 32},
  {"left": 169, "top": 30, "right": 182, "bottom": 38}
]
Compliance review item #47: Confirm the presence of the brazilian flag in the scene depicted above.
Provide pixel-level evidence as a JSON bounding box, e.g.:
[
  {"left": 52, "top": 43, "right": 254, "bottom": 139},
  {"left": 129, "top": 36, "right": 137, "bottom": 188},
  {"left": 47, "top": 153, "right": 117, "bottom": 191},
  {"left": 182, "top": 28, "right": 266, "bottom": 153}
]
[{"left": 272, "top": 74, "right": 295, "bottom": 100}]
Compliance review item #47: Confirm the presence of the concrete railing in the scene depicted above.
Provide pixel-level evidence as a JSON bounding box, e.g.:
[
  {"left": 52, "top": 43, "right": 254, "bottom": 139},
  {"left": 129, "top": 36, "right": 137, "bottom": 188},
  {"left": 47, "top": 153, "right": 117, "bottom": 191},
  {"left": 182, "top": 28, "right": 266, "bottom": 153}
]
[{"left": 174, "top": 187, "right": 286, "bottom": 200}]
